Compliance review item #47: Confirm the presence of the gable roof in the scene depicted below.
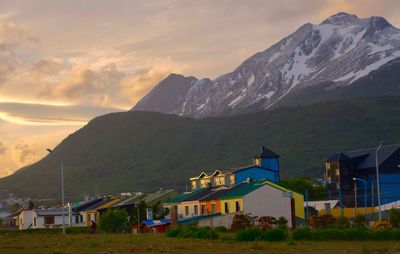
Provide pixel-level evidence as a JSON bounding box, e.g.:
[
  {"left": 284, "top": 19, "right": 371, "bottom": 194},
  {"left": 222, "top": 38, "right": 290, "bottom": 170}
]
[
  {"left": 327, "top": 144, "right": 400, "bottom": 169},
  {"left": 219, "top": 181, "right": 264, "bottom": 200},
  {"left": 181, "top": 188, "right": 216, "bottom": 202},
  {"left": 198, "top": 188, "right": 232, "bottom": 201},
  {"left": 164, "top": 188, "right": 204, "bottom": 204},
  {"left": 256, "top": 146, "right": 280, "bottom": 158}
]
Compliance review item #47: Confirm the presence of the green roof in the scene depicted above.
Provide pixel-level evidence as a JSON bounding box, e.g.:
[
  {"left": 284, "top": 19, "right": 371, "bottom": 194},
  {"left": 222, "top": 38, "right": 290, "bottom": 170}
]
[
  {"left": 219, "top": 181, "right": 264, "bottom": 200},
  {"left": 164, "top": 189, "right": 204, "bottom": 204}
]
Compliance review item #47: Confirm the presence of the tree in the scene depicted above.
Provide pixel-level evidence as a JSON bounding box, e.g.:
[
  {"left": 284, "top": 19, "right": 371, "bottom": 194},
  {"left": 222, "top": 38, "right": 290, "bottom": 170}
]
[
  {"left": 280, "top": 177, "right": 326, "bottom": 200},
  {"left": 28, "top": 200, "right": 35, "bottom": 209},
  {"left": 99, "top": 209, "right": 130, "bottom": 233}
]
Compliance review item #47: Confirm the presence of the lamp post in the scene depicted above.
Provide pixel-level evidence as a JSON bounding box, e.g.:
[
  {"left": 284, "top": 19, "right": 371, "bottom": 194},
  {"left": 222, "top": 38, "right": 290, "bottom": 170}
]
[
  {"left": 375, "top": 141, "right": 383, "bottom": 221},
  {"left": 353, "top": 178, "right": 367, "bottom": 216},
  {"left": 47, "top": 148, "right": 66, "bottom": 235}
]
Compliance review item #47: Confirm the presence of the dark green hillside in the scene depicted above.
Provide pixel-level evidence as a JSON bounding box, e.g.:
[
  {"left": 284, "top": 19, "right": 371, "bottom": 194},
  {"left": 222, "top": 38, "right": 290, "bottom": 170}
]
[{"left": 1, "top": 96, "right": 400, "bottom": 199}]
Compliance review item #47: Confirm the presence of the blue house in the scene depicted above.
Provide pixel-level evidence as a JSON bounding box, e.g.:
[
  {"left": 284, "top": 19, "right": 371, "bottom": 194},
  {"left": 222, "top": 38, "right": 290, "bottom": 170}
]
[
  {"left": 326, "top": 144, "right": 400, "bottom": 207},
  {"left": 189, "top": 146, "right": 280, "bottom": 190}
]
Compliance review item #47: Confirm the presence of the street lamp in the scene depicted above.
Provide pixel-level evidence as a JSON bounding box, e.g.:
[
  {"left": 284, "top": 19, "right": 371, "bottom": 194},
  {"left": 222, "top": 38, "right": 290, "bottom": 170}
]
[
  {"left": 47, "top": 148, "right": 66, "bottom": 235},
  {"left": 353, "top": 178, "right": 367, "bottom": 216},
  {"left": 375, "top": 141, "right": 383, "bottom": 221}
]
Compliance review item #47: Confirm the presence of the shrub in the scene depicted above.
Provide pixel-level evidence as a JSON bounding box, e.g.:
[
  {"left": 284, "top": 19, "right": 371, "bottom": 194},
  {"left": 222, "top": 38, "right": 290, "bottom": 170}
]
[
  {"left": 215, "top": 226, "right": 229, "bottom": 233},
  {"left": 336, "top": 216, "right": 350, "bottom": 229},
  {"left": 373, "top": 220, "right": 391, "bottom": 230},
  {"left": 369, "top": 230, "right": 395, "bottom": 241},
  {"left": 177, "top": 226, "right": 198, "bottom": 238},
  {"left": 277, "top": 217, "right": 288, "bottom": 230},
  {"left": 311, "top": 228, "right": 343, "bottom": 241},
  {"left": 310, "top": 214, "right": 336, "bottom": 229},
  {"left": 193, "top": 227, "right": 219, "bottom": 239},
  {"left": 166, "top": 227, "right": 181, "bottom": 238},
  {"left": 342, "top": 228, "right": 369, "bottom": 241},
  {"left": 98, "top": 209, "right": 130, "bottom": 233},
  {"left": 236, "top": 228, "right": 262, "bottom": 241},
  {"left": 262, "top": 228, "right": 288, "bottom": 241},
  {"left": 231, "top": 214, "right": 252, "bottom": 231},
  {"left": 352, "top": 215, "right": 366, "bottom": 228},
  {"left": 389, "top": 209, "right": 400, "bottom": 228},
  {"left": 292, "top": 227, "right": 312, "bottom": 241},
  {"left": 258, "top": 216, "right": 277, "bottom": 230}
]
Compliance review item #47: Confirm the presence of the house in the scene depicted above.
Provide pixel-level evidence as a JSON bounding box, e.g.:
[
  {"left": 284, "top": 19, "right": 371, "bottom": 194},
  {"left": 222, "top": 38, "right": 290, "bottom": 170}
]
[
  {"left": 326, "top": 144, "right": 400, "bottom": 206},
  {"left": 177, "top": 188, "right": 218, "bottom": 218},
  {"left": 189, "top": 146, "right": 280, "bottom": 190},
  {"left": 218, "top": 180, "right": 304, "bottom": 228},
  {"left": 16, "top": 207, "right": 83, "bottom": 230},
  {"left": 81, "top": 197, "right": 123, "bottom": 226},
  {"left": 101, "top": 189, "right": 177, "bottom": 219},
  {"left": 16, "top": 209, "right": 36, "bottom": 230}
]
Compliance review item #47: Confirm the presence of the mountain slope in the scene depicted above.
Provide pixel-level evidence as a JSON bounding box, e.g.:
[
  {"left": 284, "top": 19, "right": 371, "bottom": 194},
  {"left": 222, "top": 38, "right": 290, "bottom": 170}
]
[
  {"left": 132, "top": 12, "right": 400, "bottom": 118},
  {"left": 2, "top": 96, "right": 400, "bottom": 199}
]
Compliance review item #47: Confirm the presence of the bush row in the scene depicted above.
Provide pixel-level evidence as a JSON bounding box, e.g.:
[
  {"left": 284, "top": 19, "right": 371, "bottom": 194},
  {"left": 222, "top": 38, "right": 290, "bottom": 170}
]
[
  {"left": 166, "top": 226, "right": 219, "bottom": 239},
  {"left": 236, "top": 228, "right": 288, "bottom": 242},
  {"left": 292, "top": 227, "right": 400, "bottom": 241}
]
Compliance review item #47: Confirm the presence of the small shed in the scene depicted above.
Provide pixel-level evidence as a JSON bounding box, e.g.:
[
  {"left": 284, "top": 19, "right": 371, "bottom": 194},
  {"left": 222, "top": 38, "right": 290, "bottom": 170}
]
[{"left": 133, "top": 219, "right": 171, "bottom": 233}]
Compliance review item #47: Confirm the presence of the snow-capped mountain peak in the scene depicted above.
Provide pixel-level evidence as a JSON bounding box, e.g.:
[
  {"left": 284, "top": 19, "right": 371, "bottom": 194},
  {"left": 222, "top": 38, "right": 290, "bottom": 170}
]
[{"left": 133, "top": 13, "right": 400, "bottom": 118}]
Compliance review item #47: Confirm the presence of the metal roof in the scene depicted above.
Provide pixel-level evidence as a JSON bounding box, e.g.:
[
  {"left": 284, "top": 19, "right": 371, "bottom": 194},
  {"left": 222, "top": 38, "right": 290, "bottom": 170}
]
[
  {"left": 218, "top": 181, "right": 264, "bottom": 200},
  {"left": 327, "top": 144, "right": 400, "bottom": 170}
]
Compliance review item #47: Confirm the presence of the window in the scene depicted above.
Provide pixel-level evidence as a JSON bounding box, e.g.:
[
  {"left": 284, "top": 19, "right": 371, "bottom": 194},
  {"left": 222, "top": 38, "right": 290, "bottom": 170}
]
[
  {"left": 235, "top": 201, "right": 241, "bottom": 212},
  {"left": 200, "top": 179, "right": 210, "bottom": 188},
  {"left": 229, "top": 175, "right": 235, "bottom": 185},
  {"left": 201, "top": 205, "right": 207, "bottom": 215},
  {"left": 326, "top": 168, "right": 331, "bottom": 178},
  {"left": 335, "top": 168, "right": 340, "bottom": 176},
  {"left": 194, "top": 205, "right": 198, "bottom": 215},
  {"left": 75, "top": 215, "right": 79, "bottom": 224},
  {"left": 44, "top": 216, "right": 55, "bottom": 225},
  {"left": 33, "top": 217, "right": 36, "bottom": 227},
  {"left": 185, "top": 206, "right": 189, "bottom": 216},
  {"left": 254, "top": 158, "right": 261, "bottom": 166},
  {"left": 224, "top": 202, "right": 229, "bottom": 214},
  {"left": 191, "top": 180, "right": 197, "bottom": 190},
  {"left": 215, "top": 176, "right": 225, "bottom": 186},
  {"left": 211, "top": 204, "right": 216, "bottom": 214},
  {"left": 80, "top": 215, "right": 83, "bottom": 223}
]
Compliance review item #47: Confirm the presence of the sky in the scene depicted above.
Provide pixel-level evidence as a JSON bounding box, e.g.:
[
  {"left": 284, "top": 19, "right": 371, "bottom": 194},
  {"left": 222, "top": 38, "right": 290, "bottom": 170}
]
[{"left": 0, "top": 0, "right": 399, "bottom": 177}]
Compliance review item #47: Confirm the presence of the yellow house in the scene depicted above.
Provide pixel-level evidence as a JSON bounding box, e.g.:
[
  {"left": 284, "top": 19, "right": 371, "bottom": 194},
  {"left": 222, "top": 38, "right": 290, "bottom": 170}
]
[{"left": 83, "top": 197, "right": 123, "bottom": 226}]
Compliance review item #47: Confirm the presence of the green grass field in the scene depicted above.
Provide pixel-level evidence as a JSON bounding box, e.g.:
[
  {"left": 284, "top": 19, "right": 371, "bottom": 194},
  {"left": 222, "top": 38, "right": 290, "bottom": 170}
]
[{"left": 1, "top": 231, "right": 400, "bottom": 254}]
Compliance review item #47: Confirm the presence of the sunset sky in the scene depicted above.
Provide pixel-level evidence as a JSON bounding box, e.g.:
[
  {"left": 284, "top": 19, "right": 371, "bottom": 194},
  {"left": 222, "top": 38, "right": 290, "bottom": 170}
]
[{"left": 0, "top": 0, "right": 399, "bottom": 177}]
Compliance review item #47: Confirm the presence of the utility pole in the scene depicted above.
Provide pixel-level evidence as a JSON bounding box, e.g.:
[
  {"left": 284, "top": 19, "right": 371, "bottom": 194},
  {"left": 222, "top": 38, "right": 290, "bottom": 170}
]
[
  {"left": 376, "top": 142, "right": 383, "bottom": 221},
  {"left": 354, "top": 181, "right": 357, "bottom": 217},
  {"left": 47, "top": 148, "right": 66, "bottom": 235}
]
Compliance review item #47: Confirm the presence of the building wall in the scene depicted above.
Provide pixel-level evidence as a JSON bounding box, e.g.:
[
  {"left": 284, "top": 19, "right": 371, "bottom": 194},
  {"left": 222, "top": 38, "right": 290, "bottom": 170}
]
[
  {"left": 243, "top": 185, "right": 293, "bottom": 227},
  {"left": 235, "top": 167, "right": 277, "bottom": 184},
  {"left": 220, "top": 198, "right": 243, "bottom": 215},
  {"left": 177, "top": 201, "right": 200, "bottom": 218},
  {"left": 199, "top": 200, "right": 221, "bottom": 215},
  {"left": 18, "top": 210, "right": 35, "bottom": 230},
  {"left": 35, "top": 215, "right": 66, "bottom": 229},
  {"left": 198, "top": 214, "right": 236, "bottom": 228},
  {"left": 260, "top": 158, "right": 279, "bottom": 172}
]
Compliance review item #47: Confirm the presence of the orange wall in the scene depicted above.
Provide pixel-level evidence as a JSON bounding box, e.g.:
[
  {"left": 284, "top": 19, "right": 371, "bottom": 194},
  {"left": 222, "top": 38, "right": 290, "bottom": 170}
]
[{"left": 200, "top": 200, "right": 221, "bottom": 215}]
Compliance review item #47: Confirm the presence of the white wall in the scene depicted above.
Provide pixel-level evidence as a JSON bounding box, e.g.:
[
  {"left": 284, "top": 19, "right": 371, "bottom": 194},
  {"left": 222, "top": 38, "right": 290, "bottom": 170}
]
[
  {"left": 198, "top": 214, "right": 236, "bottom": 228},
  {"left": 177, "top": 201, "right": 199, "bottom": 218},
  {"left": 18, "top": 210, "right": 35, "bottom": 230},
  {"left": 243, "top": 184, "right": 293, "bottom": 227}
]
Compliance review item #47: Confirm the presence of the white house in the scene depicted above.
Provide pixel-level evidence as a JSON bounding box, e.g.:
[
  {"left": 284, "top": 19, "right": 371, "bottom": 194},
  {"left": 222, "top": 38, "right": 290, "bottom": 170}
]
[
  {"left": 16, "top": 207, "right": 84, "bottom": 230},
  {"left": 17, "top": 209, "right": 36, "bottom": 230}
]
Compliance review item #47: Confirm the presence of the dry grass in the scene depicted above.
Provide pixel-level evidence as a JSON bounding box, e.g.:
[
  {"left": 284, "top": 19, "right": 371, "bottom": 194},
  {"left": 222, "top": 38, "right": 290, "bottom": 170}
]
[{"left": 1, "top": 231, "right": 400, "bottom": 254}]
